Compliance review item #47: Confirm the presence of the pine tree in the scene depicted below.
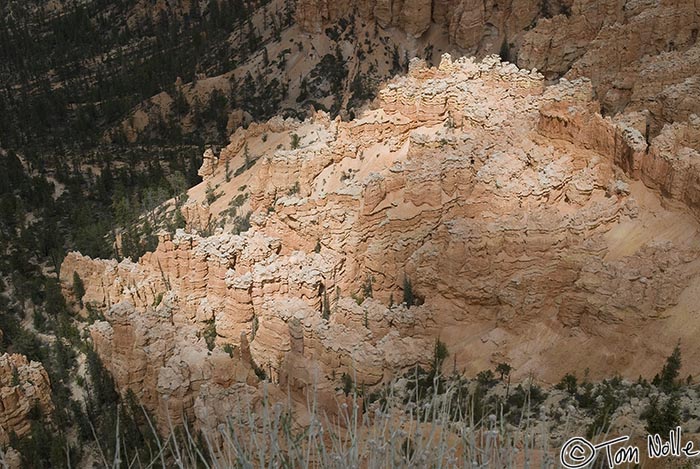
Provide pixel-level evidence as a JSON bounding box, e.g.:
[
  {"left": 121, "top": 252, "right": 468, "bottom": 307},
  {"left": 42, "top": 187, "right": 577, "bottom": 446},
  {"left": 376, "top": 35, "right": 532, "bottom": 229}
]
[
  {"left": 657, "top": 342, "right": 682, "bottom": 392},
  {"left": 72, "top": 271, "right": 85, "bottom": 308}
]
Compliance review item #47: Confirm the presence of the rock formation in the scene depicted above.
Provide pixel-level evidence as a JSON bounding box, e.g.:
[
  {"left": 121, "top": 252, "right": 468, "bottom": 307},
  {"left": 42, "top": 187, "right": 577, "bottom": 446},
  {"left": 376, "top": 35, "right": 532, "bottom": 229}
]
[
  {"left": 61, "top": 54, "right": 700, "bottom": 433},
  {"left": 0, "top": 352, "right": 53, "bottom": 445},
  {"left": 295, "top": 0, "right": 699, "bottom": 132}
]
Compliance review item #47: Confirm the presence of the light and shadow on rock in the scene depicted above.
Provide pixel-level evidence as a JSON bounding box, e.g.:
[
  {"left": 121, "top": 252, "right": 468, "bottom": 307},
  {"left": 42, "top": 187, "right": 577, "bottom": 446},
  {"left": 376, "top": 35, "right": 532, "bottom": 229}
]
[{"left": 60, "top": 54, "right": 700, "bottom": 433}]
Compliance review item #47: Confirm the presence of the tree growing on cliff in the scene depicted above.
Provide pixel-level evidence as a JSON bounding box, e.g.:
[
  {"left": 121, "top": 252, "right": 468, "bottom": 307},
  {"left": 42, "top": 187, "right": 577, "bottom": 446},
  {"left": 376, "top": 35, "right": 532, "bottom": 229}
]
[
  {"left": 433, "top": 338, "right": 449, "bottom": 373},
  {"left": 496, "top": 362, "right": 512, "bottom": 381},
  {"left": 642, "top": 394, "right": 681, "bottom": 435},
  {"left": 653, "top": 341, "right": 682, "bottom": 392},
  {"left": 72, "top": 271, "right": 85, "bottom": 308}
]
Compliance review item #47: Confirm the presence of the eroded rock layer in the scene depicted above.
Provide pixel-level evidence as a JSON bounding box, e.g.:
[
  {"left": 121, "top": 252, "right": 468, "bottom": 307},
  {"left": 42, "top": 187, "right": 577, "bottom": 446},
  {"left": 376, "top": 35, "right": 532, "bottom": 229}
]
[
  {"left": 61, "top": 55, "right": 700, "bottom": 431},
  {"left": 296, "top": 0, "right": 699, "bottom": 133},
  {"left": 0, "top": 352, "right": 53, "bottom": 445}
]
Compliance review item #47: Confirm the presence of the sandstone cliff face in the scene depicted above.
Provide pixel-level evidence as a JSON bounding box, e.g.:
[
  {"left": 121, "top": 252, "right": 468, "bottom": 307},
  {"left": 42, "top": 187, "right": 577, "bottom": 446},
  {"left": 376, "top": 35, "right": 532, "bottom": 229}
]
[
  {"left": 296, "top": 0, "right": 544, "bottom": 49},
  {"left": 641, "top": 115, "right": 700, "bottom": 216},
  {"left": 0, "top": 352, "right": 53, "bottom": 445},
  {"left": 520, "top": 0, "right": 700, "bottom": 133},
  {"left": 296, "top": 0, "right": 699, "bottom": 133},
  {"left": 62, "top": 55, "right": 700, "bottom": 431}
]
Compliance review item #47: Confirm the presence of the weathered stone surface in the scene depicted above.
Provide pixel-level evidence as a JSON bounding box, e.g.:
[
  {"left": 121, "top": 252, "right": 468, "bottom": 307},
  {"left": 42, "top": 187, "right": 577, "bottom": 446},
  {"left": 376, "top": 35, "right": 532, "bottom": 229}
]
[
  {"left": 62, "top": 55, "right": 700, "bottom": 433},
  {"left": 296, "top": 0, "right": 698, "bottom": 135},
  {"left": 0, "top": 353, "right": 53, "bottom": 445}
]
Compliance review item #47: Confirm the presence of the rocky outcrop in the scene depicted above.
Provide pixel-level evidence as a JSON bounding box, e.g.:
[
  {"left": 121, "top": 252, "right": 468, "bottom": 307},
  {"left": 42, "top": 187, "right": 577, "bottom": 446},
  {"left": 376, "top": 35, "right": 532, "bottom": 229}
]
[
  {"left": 296, "top": 0, "right": 699, "bottom": 134},
  {"left": 537, "top": 98, "right": 700, "bottom": 220},
  {"left": 0, "top": 353, "right": 53, "bottom": 445},
  {"left": 641, "top": 115, "right": 700, "bottom": 217},
  {"left": 88, "top": 299, "right": 261, "bottom": 430},
  {"left": 62, "top": 55, "right": 700, "bottom": 433},
  {"left": 296, "top": 0, "right": 543, "bottom": 50},
  {"left": 520, "top": 0, "right": 700, "bottom": 132}
]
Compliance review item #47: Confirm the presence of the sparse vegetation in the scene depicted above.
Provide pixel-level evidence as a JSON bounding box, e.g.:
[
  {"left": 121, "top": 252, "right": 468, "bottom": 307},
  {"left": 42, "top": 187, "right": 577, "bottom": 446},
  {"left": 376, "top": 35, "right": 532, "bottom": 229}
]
[
  {"left": 496, "top": 362, "right": 512, "bottom": 381},
  {"left": 362, "top": 274, "right": 373, "bottom": 299},
  {"left": 232, "top": 211, "right": 252, "bottom": 235},
  {"left": 287, "top": 181, "right": 300, "bottom": 195},
  {"left": 653, "top": 340, "right": 682, "bottom": 392},
  {"left": 202, "top": 320, "right": 217, "bottom": 351},
  {"left": 341, "top": 372, "right": 354, "bottom": 395},
  {"left": 0, "top": 378, "right": 570, "bottom": 469},
  {"left": 205, "top": 183, "right": 219, "bottom": 205},
  {"left": 642, "top": 393, "right": 681, "bottom": 435},
  {"left": 72, "top": 271, "right": 85, "bottom": 308},
  {"left": 235, "top": 145, "right": 258, "bottom": 176},
  {"left": 153, "top": 292, "right": 164, "bottom": 307}
]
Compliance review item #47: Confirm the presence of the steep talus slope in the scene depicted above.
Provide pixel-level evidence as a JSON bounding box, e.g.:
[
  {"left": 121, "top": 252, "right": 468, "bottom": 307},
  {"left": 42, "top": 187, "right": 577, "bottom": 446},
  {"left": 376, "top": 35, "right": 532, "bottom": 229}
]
[{"left": 61, "top": 55, "right": 700, "bottom": 430}]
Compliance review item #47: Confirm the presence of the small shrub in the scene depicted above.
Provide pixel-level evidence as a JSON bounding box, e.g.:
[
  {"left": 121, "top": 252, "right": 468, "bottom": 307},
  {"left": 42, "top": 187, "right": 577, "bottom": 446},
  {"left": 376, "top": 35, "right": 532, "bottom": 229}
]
[
  {"left": 233, "top": 212, "right": 252, "bottom": 235},
  {"left": 642, "top": 394, "right": 681, "bottom": 435},
  {"left": 341, "top": 373, "right": 353, "bottom": 396},
  {"left": 252, "top": 361, "right": 267, "bottom": 380},
  {"left": 477, "top": 370, "right": 495, "bottom": 387},
  {"left": 153, "top": 292, "right": 164, "bottom": 307},
  {"left": 433, "top": 338, "right": 449, "bottom": 373},
  {"left": 361, "top": 275, "right": 373, "bottom": 299},
  {"left": 234, "top": 146, "right": 257, "bottom": 176},
  {"left": 205, "top": 183, "right": 218, "bottom": 205},
  {"left": 556, "top": 373, "right": 578, "bottom": 394},
  {"left": 251, "top": 315, "right": 259, "bottom": 340},
  {"left": 496, "top": 362, "right": 512, "bottom": 381},
  {"left": 202, "top": 320, "right": 217, "bottom": 351}
]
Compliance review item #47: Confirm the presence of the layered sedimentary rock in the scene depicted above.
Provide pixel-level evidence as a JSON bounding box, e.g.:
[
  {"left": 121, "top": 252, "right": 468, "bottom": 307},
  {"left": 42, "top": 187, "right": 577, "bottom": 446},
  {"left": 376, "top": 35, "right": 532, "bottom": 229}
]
[
  {"left": 0, "top": 352, "right": 53, "bottom": 444},
  {"left": 520, "top": 0, "right": 700, "bottom": 133},
  {"left": 62, "top": 55, "right": 700, "bottom": 431},
  {"left": 641, "top": 116, "right": 700, "bottom": 216},
  {"left": 296, "top": 0, "right": 699, "bottom": 133},
  {"left": 295, "top": 0, "right": 544, "bottom": 48}
]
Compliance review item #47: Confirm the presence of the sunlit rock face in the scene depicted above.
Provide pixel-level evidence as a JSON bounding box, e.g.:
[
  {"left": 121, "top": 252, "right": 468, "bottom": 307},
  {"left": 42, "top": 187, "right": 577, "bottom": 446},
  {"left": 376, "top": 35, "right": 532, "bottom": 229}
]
[{"left": 62, "top": 54, "right": 700, "bottom": 432}]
